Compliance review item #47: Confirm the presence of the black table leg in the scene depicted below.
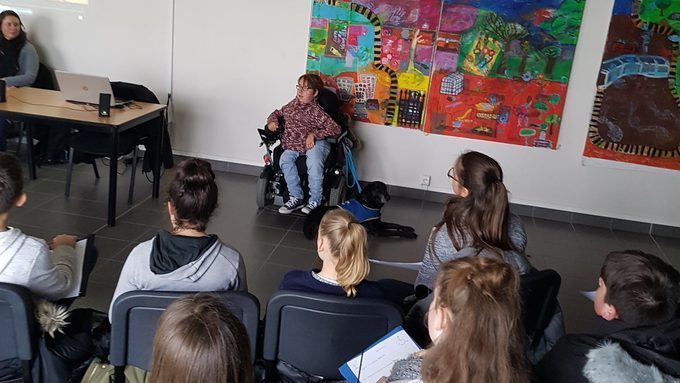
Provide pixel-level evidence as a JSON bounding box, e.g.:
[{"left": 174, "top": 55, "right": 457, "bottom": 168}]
[
  {"left": 25, "top": 122, "right": 36, "bottom": 180},
  {"left": 108, "top": 129, "right": 119, "bottom": 226},
  {"left": 152, "top": 111, "right": 163, "bottom": 199}
]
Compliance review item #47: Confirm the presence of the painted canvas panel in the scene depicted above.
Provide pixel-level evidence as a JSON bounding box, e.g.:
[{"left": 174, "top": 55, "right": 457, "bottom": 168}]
[
  {"left": 584, "top": 0, "right": 680, "bottom": 170},
  {"left": 424, "top": 0, "right": 585, "bottom": 147},
  {"left": 308, "top": 0, "right": 440, "bottom": 129},
  {"left": 307, "top": 0, "right": 586, "bottom": 148}
]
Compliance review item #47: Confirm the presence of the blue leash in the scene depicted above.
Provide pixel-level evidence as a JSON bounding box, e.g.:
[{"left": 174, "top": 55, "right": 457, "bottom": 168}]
[{"left": 343, "top": 141, "right": 362, "bottom": 194}]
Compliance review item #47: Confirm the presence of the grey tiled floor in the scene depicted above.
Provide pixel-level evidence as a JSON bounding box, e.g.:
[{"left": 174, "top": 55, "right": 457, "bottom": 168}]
[{"left": 11, "top": 159, "right": 679, "bottom": 334}]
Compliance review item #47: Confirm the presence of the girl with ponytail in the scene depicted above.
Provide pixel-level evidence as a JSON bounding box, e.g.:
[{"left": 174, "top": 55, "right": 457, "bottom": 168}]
[
  {"left": 110, "top": 158, "right": 247, "bottom": 318},
  {"left": 279, "top": 209, "right": 383, "bottom": 298},
  {"left": 415, "top": 151, "right": 532, "bottom": 291},
  {"left": 384, "top": 257, "right": 530, "bottom": 383}
]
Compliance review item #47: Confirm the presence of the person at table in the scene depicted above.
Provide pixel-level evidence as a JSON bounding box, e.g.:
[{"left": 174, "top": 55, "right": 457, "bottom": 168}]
[{"left": 0, "top": 10, "right": 39, "bottom": 151}]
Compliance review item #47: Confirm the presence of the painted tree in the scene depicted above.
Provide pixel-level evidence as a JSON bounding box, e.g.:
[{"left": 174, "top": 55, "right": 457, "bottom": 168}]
[
  {"left": 655, "top": 0, "right": 672, "bottom": 16},
  {"left": 539, "top": 0, "right": 586, "bottom": 45},
  {"left": 483, "top": 13, "right": 527, "bottom": 76},
  {"left": 541, "top": 45, "right": 562, "bottom": 76},
  {"left": 518, "top": 40, "right": 532, "bottom": 75}
]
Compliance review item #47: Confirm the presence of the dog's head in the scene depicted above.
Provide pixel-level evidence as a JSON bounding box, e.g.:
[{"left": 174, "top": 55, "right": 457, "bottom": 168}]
[{"left": 357, "top": 181, "right": 390, "bottom": 209}]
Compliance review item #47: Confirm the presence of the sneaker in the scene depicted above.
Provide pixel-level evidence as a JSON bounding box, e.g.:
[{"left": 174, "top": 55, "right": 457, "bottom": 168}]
[
  {"left": 301, "top": 200, "right": 321, "bottom": 215},
  {"left": 278, "top": 197, "right": 304, "bottom": 214}
]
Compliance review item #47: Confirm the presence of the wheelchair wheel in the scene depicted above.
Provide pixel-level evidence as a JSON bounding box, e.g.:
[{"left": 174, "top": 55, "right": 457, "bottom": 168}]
[
  {"left": 256, "top": 177, "right": 274, "bottom": 208},
  {"left": 328, "top": 177, "right": 346, "bottom": 206}
]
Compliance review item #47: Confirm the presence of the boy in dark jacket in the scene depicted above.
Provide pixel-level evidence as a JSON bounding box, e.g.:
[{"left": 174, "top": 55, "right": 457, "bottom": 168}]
[{"left": 536, "top": 250, "right": 680, "bottom": 383}]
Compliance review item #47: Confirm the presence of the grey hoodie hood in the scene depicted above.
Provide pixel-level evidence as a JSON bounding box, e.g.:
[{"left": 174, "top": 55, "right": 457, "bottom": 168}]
[
  {"left": 149, "top": 230, "right": 218, "bottom": 276},
  {"left": 148, "top": 233, "right": 223, "bottom": 282}
]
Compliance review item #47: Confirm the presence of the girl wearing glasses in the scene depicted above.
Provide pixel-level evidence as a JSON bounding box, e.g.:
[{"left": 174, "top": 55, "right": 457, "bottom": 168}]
[
  {"left": 266, "top": 74, "right": 341, "bottom": 215},
  {"left": 416, "top": 150, "right": 531, "bottom": 290},
  {"left": 401, "top": 151, "right": 532, "bottom": 345}
]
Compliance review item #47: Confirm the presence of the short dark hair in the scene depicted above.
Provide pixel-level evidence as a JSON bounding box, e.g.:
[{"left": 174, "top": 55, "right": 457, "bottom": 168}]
[
  {"left": 0, "top": 153, "right": 23, "bottom": 213},
  {"left": 298, "top": 73, "right": 324, "bottom": 93},
  {"left": 149, "top": 294, "right": 253, "bottom": 383},
  {"left": 167, "top": 158, "right": 218, "bottom": 232},
  {"left": 601, "top": 250, "right": 680, "bottom": 326}
]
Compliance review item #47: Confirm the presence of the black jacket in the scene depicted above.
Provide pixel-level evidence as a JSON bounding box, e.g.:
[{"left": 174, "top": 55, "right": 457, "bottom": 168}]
[{"left": 535, "top": 314, "right": 680, "bottom": 382}]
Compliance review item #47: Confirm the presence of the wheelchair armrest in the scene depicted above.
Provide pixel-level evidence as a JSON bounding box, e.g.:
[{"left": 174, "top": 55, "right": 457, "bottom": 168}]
[{"left": 326, "top": 130, "right": 348, "bottom": 144}]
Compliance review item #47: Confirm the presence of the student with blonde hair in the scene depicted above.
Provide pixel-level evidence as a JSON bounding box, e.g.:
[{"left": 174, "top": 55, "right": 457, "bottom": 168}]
[
  {"left": 279, "top": 209, "right": 383, "bottom": 298},
  {"left": 149, "top": 294, "right": 253, "bottom": 383},
  {"left": 384, "top": 256, "right": 529, "bottom": 383}
]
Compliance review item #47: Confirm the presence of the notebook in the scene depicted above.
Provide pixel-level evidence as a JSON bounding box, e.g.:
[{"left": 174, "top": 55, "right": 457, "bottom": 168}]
[
  {"left": 339, "top": 326, "right": 421, "bottom": 383},
  {"left": 63, "top": 234, "right": 97, "bottom": 299},
  {"left": 55, "top": 70, "right": 131, "bottom": 107}
]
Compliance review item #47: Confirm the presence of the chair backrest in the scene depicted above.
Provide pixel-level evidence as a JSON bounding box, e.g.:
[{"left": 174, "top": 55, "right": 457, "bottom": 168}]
[
  {"left": 31, "top": 63, "right": 55, "bottom": 90},
  {"left": 110, "top": 82, "right": 160, "bottom": 104},
  {"left": 109, "top": 290, "right": 260, "bottom": 370},
  {"left": 0, "top": 283, "right": 37, "bottom": 362},
  {"left": 520, "top": 269, "right": 561, "bottom": 348},
  {"left": 263, "top": 290, "right": 403, "bottom": 380}
]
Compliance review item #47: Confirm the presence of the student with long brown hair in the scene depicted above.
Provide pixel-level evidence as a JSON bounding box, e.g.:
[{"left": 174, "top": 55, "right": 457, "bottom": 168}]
[
  {"left": 384, "top": 257, "right": 529, "bottom": 383},
  {"left": 416, "top": 150, "right": 532, "bottom": 290},
  {"left": 149, "top": 294, "right": 253, "bottom": 383},
  {"left": 279, "top": 209, "right": 383, "bottom": 298}
]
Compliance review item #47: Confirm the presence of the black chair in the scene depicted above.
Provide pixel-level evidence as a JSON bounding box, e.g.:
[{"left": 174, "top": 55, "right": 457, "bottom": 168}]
[
  {"left": 109, "top": 290, "right": 259, "bottom": 381},
  {"left": 520, "top": 269, "right": 562, "bottom": 362},
  {"left": 0, "top": 283, "right": 37, "bottom": 383},
  {"left": 64, "top": 82, "right": 166, "bottom": 205},
  {"left": 262, "top": 290, "right": 403, "bottom": 381}
]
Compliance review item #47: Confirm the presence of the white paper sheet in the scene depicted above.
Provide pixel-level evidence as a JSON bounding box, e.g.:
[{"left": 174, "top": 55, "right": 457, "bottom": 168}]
[
  {"left": 63, "top": 238, "right": 88, "bottom": 298},
  {"left": 342, "top": 327, "right": 420, "bottom": 383}
]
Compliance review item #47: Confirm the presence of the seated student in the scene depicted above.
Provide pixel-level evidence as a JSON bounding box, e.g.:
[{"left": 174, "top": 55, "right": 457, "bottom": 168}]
[
  {"left": 0, "top": 10, "right": 39, "bottom": 152},
  {"left": 279, "top": 209, "right": 383, "bottom": 298},
  {"left": 0, "top": 153, "right": 83, "bottom": 381},
  {"left": 267, "top": 73, "right": 341, "bottom": 215},
  {"left": 110, "top": 158, "right": 247, "bottom": 318},
  {"left": 149, "top": 294, "right": 253, "bottom": 383},
  {"left": 416, "top": 151, "right": 532, "bottom": 291},
  {"left": 536, "top": 250, "right": 680, "bottom": 383},
  {"left": 382, "top": 257, "right": 529, "bottom": 383},
  {"left": 0, "top": 153, "right": 77, "bottom": 300}
]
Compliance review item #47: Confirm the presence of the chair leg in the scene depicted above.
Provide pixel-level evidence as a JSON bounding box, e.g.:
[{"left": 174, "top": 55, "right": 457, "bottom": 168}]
[
  {"left": 65, "top": 147, "right": 75, "bottom": 198},
  {"left": 92, "top": 160, "right": 100, "bottom": 179},
  {"left": 15, "top": 122, "right": 23, "bottom": 157},
  {"left": 128, "top": 146, "right": 138, "bottom": 204}
]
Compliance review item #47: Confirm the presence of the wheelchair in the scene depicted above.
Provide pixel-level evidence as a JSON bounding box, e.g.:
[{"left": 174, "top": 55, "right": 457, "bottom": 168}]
[{"left": 256, "top": 89, "right": 352, "bottom": 210}]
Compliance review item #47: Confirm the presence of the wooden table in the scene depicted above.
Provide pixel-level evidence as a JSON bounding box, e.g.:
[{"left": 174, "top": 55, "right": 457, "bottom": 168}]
[{"left": 0, "top": 87, "right": 167, "bottom": 226}]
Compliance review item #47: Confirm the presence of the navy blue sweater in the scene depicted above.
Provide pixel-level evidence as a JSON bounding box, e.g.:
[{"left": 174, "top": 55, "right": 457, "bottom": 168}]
[{"left": 279, "top": 270, "right": 384, "bottom": 299}]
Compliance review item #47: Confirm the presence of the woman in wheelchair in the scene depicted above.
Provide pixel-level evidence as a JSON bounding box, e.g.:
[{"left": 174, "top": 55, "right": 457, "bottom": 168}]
[{"left": 266, "top": 73, "right": 341, "bottom": 214}]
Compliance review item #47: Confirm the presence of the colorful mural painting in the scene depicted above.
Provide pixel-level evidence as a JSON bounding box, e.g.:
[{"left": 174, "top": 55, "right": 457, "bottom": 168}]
[
  {"left": 584, "top": 0, "right": 680, "bottom": 171},
  {"left": 306, "top": 0, "right": 586, "bottom": 149}
]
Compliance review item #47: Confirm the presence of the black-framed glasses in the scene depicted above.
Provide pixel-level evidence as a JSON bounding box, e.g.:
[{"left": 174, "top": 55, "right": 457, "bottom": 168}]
[
  {"left": 447, "top": 167, "right": 459, "bottom": 182},
  {"left": 296, "top": 84, "right": 313, "bottom": 92}
]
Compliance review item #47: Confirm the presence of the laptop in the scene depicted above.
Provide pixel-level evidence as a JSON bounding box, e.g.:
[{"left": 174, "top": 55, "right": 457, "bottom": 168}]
[{"left": 55, "top": 70, "right": 131, "bottom": 107}]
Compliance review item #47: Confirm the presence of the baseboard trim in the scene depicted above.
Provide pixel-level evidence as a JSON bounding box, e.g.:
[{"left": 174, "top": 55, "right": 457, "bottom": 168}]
[{"left": 180, "top": 156, "right": 680, "bottom": 239}]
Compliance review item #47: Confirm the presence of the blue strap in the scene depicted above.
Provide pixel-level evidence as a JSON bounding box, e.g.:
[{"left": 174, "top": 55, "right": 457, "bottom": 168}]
[{"left": 343, "top": 140, "right": 362, "bottom": 194}]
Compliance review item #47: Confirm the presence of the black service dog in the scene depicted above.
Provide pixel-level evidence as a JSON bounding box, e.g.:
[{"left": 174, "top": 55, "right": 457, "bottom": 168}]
[{"left": 303, "top": 181, "right": 417, "bottom": 239}]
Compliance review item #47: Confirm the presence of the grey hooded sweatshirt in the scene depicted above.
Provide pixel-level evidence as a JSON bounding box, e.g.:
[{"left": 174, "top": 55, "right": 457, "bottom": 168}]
[
  {"left": 0, "top": 227, "right": 76, "bottom": 301},
  {"left": 110, "top": 231, "right": 247, "bottom": 318}
]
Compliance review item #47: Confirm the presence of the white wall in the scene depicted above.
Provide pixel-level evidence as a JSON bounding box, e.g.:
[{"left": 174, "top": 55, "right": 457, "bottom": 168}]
[
  {"left": 172, "top": 0, "right": 680, "bottom": 227},
  {"left": 13, "top": 0, "right": 172, "bottom": 102},
  {"left": 11, "top": 0, "right": 680, "bottom": 226}
]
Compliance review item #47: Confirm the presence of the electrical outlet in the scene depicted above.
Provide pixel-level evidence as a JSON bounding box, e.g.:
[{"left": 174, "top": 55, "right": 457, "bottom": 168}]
[{"left": 420, "top": 174, "right": 431, "bottom": 187}]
